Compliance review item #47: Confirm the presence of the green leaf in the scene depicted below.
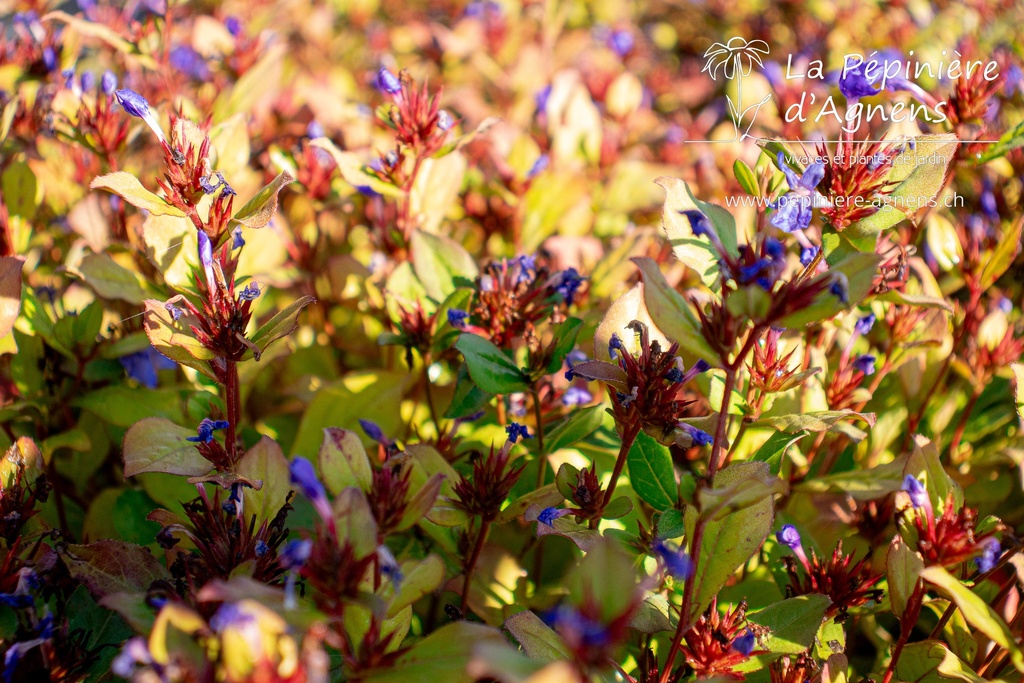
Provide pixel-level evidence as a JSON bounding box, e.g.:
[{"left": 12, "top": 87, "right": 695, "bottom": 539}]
[
  {"left": 629, "top": 593, "right": 674, "bottom": 633},
  {"left": 751, "top": 430, "right": 805, "bottom": 476},
  {"left": 410, "top": 230, "right": 479, "bottom": 302},
  {"left": 59, "top": 541, "right": 171, "bottom": 599},
  {"left": 73, "top": 387, "right": 186, "bottom": 428},
  {"left": 627, "top": 431, "right": 677, "bottom": 511},
  {"left": 632, "top": 256, "right": 718, "bottom": 364},
  {"left": 545, "top": 405, "right": 605, "bottom": 453},
  {"left": 90, "top": 172, "right": 185, "bottom": 217},
  {"left": 919, "top": 565, "right": 1024, "bottom": 673},
  {"left": 886, "top": 536, "right": 923, "bottom": 616},
  {"left": 844, "top": 135, "right": 959, "bottom": 239},
  {"left": 318, "top": 427, "right": 373, "bottom": 494},
  {"left": 310, "top": 137, "right": 405, "bottom": 199},
  {"left": 976, "top": 120, "right": 1024, "bottom": 163},
  {"left": 1013, "top": 363, "right": 1024, "bottom": 420},
  {"left": 248, "top": 295, "right": 316, "bottom": 359},
  {"left": 754, "top": 410, "right": 875, "bottom": 434},
  {"left": 122, "top": 417, "right": 212, "bottom": 478},
  {"left": 656, "top": 176, "right": 738, "bottom": 287},
  {"left": 74, "top": 253, "right": 146, "bottom": 304},
  {"left": 361, "top": 622, "right": 511, "bottom": 683},
  {"left": 776, "top": 253, "right": 883, "bottom": 328},
  {"left": 980, "top": 217, "right": 1022, "bottom": 290},
  {"left": 504, "top": 611, "right": 571, "bottom": 662},
  {"left": 443, "top": 364, "right": 492, "bottom": 419},
  {"left": 143, "top": 296, "right": 217, "bottom": 380},
  {"left": 733, "top": 159, "right": 759, "bottom": 196},
  {"left": 905, "top": 435, "right": 962, "bottom": 510},
  {"left": 545, "top": 317, "right": 584, "bottom": 374},
  {"left": 896, "top": 641, "right": 987, "bottom": 683},
  {"left": 331, "top": 487, "right": 379, "bottom": 559},
  {"left": 386, "top": 555, "right": 445, "bottom": 618},
  {"left": 236, "top": 437, "right": 290, "bottom": 524},
  {"left": 231, "top": 171, "right": 294, "bottom": 230},
  {"left": 454, "top": 333, "right": 529, "bottom": 394},
  {"left": 697, "top": 466, "right": 786, "bottom": 521},
  {"left": 687, "top": 461, "right": 775, "bottom": 618},
  {"left": 747, "top": 594, "right": 830, "bottom": 655},
  {"left": 2, "top": 161, "right": 39, "bottom": 219}
]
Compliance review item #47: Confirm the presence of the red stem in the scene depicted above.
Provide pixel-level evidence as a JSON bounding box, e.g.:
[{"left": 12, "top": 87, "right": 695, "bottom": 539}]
[
  {"left": 225, "top": 360, "right": 240, "bottom": 464},
  {"left": 460, "top": 518, "right": 491, "bottom": 615}
]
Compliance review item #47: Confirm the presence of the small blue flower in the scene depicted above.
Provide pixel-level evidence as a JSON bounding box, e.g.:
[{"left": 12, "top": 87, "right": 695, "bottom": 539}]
[
  {"left": 359, "top": 419, "right": 389, "bottom": 444},
  {"left": 855, "top": 314, "right": 876, "bottom": 336},
  {"left": 289, "top": 456, "right": 326, "bottom": 504},
  {"left": 998, "top": 297, "right": 1013, "bottom": 314},
  {"left": 238, "top": 282, "right": 261, "bottom": 301},
  {"left": 376, "top": 67, "right": 402, "bottom": 94},
  {"left": 562, "top": 386, "right": 593, "bottom": 406},
  {"left": 554, "top": 268, "right": 585, "bottom": 306},
  {"left": 62, "top": 69, "right": 75, "bottom": 89},
  {"left": 42, "top": 47, "right": 57, "bottom": 73},
  {"left": 200, "top": 172, "right": 225, "bottom": 194},
  {"left": 535, "top": 85, "right": 552, "bottom": 115},
  {"left": 770, "top": 152, "right": 826, "bottom": 233},
  {"left": 280, "top": 539, "right": 312, "bottom": 570},
  {"left": 607, "top": 30, "right": 634, "bottom": 57},
  {"left": 527, "top": 154, "right": 549, "bottom": 179},
  {"left": 800, "top": 245, "right": 820, "bottom": 266},
  {"left": 546, "top": 606, "right": 609, "bottom": 648},
  {"left": 506, "top": 422, "right": 532, "bottom": 443},
  {"left": 665, "top": 367, "right": 684, "bottom": 383},
  {"left": 224, "top": 16, "right": 243, "bottom": 37},
  {"left": 169, "top": 45, "right": 210, "bottom": 81},
  {"left": 0, "top": 593, "right": 33, "bottom": 608},
  {"left": 776, "top": 524, "right": 802, "bottom": 549},
  {"left": 538, "top": 507, "right": 568, "bottom": 527},
  {"left": 119, "top": 347, "right": 177, "bottom": 388},
  {"left": 198, "top": 230, "right": 215, "bottom": 288},
  {"left": 165, "top": 302, "right": 183, "bottom": 321},
  {"left": 306, "top": 120, "right": 325, "bottom": 139},
  {"left": 209, "top": 602, "right": 255, "bottom": 633},
  {"left": 653, "top": 540, "right": 693, "bottom": 579},
  {"left": 186, "top": 417, "right": 230, "bottom": 443},
  {"left": 679, "top": 423, "right": 713, "bottom": 447},
  {"left": 731, "top": 629, "right": 756, "bottom": 656},
  {"left": 379, "top": 546, "right": 403, "bottom": 585},
  {"left": 437, "top": 110, "right": 454, "bottom": 131},
  {"left": 830, "top": 277, "right": 849, "bottom": 304},
  {"left": 101, "top": 70, "right": 117, "bottom": 95},
  {"left": 679, "top": 209, "right": 714, "bottom": 239},
  {"left": 853, "top": 354, "right": 876, "bottom": 376},
  {"left": 115, "top": 88, "right": 151, "bottom": 119},
  {"left": 447, "top": 308, "right": 470, "bottom": 328},
  {"left": 901, "top": 475, "right": 928, "bottom": 509},
  {"left": 111, "top": 638, "right": 151, "bottom": 679},
  {"left": 80, "top": 71, "right": 95, "bottom": 92},
  {"left": 254, "top": 540, "right": 269, "bottom": 557},
  {"left": 838, "top": 56, "right": 883, "bottom": 100},
  {"left": 609, "top": 333, "right": 624, "bottom": 359},
  {"left": 231, "top": 226, "right": 245, "bottom": 250},
  {"left": 975, "top": 538, "right": 1000, "bottom": 573}
]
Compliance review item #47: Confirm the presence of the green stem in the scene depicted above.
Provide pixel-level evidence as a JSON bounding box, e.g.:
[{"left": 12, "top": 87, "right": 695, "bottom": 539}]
[
  {"left": 532, "top": 386, "right": 547, "bottom": 489},
  {"left": 460, "top": 518, "right": 491, "bottom": 615},
  {"left": 225, "top": 360, "right": 240, "bottom": 464}
]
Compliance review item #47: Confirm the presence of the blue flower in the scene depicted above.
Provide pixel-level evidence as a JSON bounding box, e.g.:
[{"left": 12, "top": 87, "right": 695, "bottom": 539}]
[
  {"left": 111, "top": 638, "right": 151, "bottom": 679},
  {"left": 901, "top": 475, "right": 928, "bottom": 509},
  {"left": 679, "top": 423, "right": 713, "bottom": 447},
  {"left": 770, "top": 152, "right": 826, "bottom": 233},
  {"left": 101, "top": 70, "right": 117, "bottom": 95},
  {"left": 306, "top": 120, "right": 325, "bottom": 139},
  {"left": 776, "top": 524, "right": 802, "bottom": 549},
  {"left": 378, "top": 546, "right": 403, "bottom": 585},
  {"left": 209, "top": 602, "right": 255, "bottom": 633},
  {"left": 855, "top": 313, "right": 876, "bottom": 336},
  {"left": 607, "top": 30, "right": 634, "bottom": 57},
  {"left": 537, "top": 507, "right": 571, "bottom": 526},
  {"left": 838, "top": 56, "right": 884, "bottom": 100},
  {"left": 547, "top": 606, "right": 609, "bottom": 648},
  {"left": 998, "top": 297, "right": 1013, "bottom": 314},
  {"left": 562, "top": 386, "right": 593, "bottom": 406},
  {"left": 830, "top": 276, "right": 849, "bottom": 304},
  {"left": 42, "top": 47, "right": 57, "bottom": 73},
  {"left": 853, "top": 354, "right": 876, "bottom": 376},
  {"left": 527, "top": 154, "right": 549, "bottom": 179},
  {"left": 653, "top": 540, "right": 693, "bottom": 579},
  {"left": 359, "top": 419, "right": 392, "bottom": 446},
  {"left": 80, "top": 71, "right": 95, "bottom": 92},
  {"left": 0, "top": 593, "right": 33, "bottom": 608},
  {"left": 279, "top": 539, "right": 313, "bottom": 570},
  {"left": 506, "top": 422, "right": 532, "bottom": 443},
  {"left": 198, "top": 230, "right": 215, "bottom": 289},
  {"left": 679, "top": 209, "right": 714, "bottom": 238},
  {"left": 254, "top": 540, "right": 269, "bottom": 557},
  {"left": 169, "top": 45, "right": 210, "bottom": 81},
  {"left": 447, "top": 308, "right": 470, "bottom": 328},
  {"left": 608, "top": 333, "right": 624, "bottom": 359},
  {"left": 976, "top": 538, "right": 1000, "bottom": 573},
  {"left": 376, "top": 67, "right": 402, "bottom": 94},
  {"left": 62, "top": 69, "right": 75, "bottom": 89},
  {"left": 186, "top": 417, "right": 230, "bottom": 443},
  {"left": 119, "top": 347, "right": 177, "bottom": 388},
  {"left": 665, "top": 367, "right": 684, "bottom": 383},
  {"left": 224, "top": 16, "right": 243, "bottom": 37},
  {"left": 238, "top": 282, "right": 261, "bottom": 301},
  {"left": 289, "top": 456, "right": 326, "bottom": 505},
  {"left": 232, "top": 226, "right": 245, "bottom": 250},
  {"left": 115, "top": 88, "right": 152, "bottom": 119},
  {"left": 535, "top": 86, "right": 551, "bottom": 115},
  {"left": 800, "top": 246, "right": 819, "bottom": 266},
  {"left": 554, "top": 268, "right": 585, "bottom": 306},
  {"left": 731, "top": 629, "right": 756, "bottom": 656},
  {"left": 165, "top": 302, "right": 183, "bottom": 321},
  {"left": 437, "top": 110, "right": 454, "bottom": 131}
]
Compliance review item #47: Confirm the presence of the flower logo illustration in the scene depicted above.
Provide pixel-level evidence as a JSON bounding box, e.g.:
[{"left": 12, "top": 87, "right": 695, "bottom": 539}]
[{"left": 702, "top": 37, "right": 772, "bottom": 141}]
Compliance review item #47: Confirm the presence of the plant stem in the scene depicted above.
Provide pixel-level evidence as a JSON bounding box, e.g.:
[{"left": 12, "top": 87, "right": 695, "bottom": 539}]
[
  {"left": 882, "top": 582, "right": 924, "bottom": 683},
  {"left": 599, "top": 422, "right": 640, "bottom": 515},
  {"left": 706, "top": 367, "right": 736, "bottom": 480},
  {"left": 422, "top": 360, "right": 440, "bottom": 435},
  {"left": 532, "top": 386, "right": 547, "bottom": 489},
  {"left": 948, "top": 388, "right": 981, "bottom": 458},
  {"left": 460, "top": 518, "right": 491, "bottom": 615},
  {"left": 225, "top": 360, "right": 240, "bottom": 463}
]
